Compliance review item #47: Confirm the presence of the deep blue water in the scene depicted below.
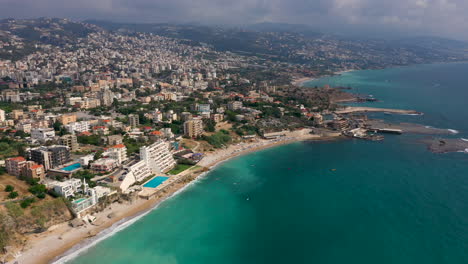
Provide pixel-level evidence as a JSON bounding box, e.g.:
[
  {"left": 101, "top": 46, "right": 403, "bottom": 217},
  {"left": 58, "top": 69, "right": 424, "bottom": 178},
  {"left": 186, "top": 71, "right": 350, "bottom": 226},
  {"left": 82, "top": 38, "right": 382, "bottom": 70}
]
[{"left": 66, "top": 63, "right": 468, "bottom": 264}]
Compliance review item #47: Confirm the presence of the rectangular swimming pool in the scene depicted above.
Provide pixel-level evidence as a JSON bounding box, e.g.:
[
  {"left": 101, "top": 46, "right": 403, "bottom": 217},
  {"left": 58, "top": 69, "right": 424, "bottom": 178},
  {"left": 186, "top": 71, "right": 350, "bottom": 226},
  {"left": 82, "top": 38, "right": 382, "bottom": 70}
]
[
  {"left": 73, "top": 198, "right": 87, "bottom": 204},
  {"left": 143, "top": 176, "right": 169, "bottom": 188},
  {"left": 61, "top": 163, "right": 82, "bottom": 172}
]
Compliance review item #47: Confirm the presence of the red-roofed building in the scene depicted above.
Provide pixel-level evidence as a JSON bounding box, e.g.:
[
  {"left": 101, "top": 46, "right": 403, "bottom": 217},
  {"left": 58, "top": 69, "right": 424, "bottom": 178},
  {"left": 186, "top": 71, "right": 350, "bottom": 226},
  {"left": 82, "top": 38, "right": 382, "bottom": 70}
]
[
  {"left": 148, "top": 130, "right": 163, "bottom": 140},
  {"left": 23, "top": 162, "right": 45, "bottom": 181},
  {"left": 107, "top": 144, "right": 128, "bottom": 164},
  {"left": 92, "top": 126, "right": 109, "bottom": 135},
  {"left": 78, "top": 131, "right": 93, "bottom": 136}
]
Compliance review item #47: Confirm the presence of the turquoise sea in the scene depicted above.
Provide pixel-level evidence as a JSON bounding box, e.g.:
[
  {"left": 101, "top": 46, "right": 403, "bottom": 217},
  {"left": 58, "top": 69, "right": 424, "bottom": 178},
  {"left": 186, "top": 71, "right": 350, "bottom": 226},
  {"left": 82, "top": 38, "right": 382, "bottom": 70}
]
[{"left": 65, "top": 63, "right": 468, "bottom": 264}]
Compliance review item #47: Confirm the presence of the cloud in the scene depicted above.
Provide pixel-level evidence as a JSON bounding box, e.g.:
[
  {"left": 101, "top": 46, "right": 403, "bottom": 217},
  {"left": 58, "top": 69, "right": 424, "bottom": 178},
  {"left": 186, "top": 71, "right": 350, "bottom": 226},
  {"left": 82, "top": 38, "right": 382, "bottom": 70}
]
[{"left": 0, "top": 0, "right": 467, "bottom": 40}]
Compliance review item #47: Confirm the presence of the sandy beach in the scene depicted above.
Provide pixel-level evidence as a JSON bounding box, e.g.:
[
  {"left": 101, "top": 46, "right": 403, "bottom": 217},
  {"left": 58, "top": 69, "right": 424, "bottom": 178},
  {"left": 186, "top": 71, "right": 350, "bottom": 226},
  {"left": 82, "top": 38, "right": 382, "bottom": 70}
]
[
  {"left": 335, "top": 106, "right": 420, "bottom": 115},
  {"left": 291, "top": 77, "right": 315, "bottom": 86},
  {"left": 13, "top": 130, "right": 341, "bottom": 264}
]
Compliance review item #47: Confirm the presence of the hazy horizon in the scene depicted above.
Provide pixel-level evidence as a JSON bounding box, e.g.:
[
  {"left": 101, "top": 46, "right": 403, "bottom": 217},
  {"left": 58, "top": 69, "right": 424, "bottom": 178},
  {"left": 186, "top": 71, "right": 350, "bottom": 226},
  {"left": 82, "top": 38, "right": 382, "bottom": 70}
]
[{"left": 1, "top": 0, "right": 468, "bottom": 41}]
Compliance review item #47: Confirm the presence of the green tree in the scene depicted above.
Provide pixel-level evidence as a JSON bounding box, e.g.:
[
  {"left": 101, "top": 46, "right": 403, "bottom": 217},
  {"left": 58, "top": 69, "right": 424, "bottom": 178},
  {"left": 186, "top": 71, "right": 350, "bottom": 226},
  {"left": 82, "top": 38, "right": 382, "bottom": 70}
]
[
  {"left": 29, "top": 184, "right": 47, "bottom": 198},
  {"left": 53, "top": 121, "right": 62, "bottom": 131},
  {"left": 94, "top": 150, "right": 104, "bottom": 160},
  {"left": 8, "top": 191, "right": 19, "bottom": 199},
  {"left": 20, "top": 198, "right": 35, "bottom": 208},
  {"left": 203, "top": 118, "right": 216, "bottom": 132},
  {"left": 5, "top": 185, "right": 14, "bottom": 192}
]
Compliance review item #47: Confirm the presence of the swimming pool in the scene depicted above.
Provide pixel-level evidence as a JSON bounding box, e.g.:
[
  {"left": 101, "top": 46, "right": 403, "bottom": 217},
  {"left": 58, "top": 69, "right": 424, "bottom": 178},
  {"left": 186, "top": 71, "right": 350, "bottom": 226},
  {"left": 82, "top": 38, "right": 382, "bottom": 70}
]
[
  {"left": 143, "top": 176, "right": 169, "bottom": 188},
  {"left": 73, "top": 198, "right": 87, "bottom": 204},
  {"left": 61, "top": 163, "right": 82, "bottom": 172}
]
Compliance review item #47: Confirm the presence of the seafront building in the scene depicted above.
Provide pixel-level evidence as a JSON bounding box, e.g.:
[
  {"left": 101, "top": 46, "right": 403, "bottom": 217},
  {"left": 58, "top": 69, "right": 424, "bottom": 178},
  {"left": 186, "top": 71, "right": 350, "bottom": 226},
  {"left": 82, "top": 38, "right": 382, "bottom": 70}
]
[
  {"left": 51, "top": 178, "right": 82, "bottom": 198},
  {"left": 140, "top": 141, "right": 176, "bottom": 174},
  {"left": 120, "top": 160, "right": 153, "bottom": 191}
]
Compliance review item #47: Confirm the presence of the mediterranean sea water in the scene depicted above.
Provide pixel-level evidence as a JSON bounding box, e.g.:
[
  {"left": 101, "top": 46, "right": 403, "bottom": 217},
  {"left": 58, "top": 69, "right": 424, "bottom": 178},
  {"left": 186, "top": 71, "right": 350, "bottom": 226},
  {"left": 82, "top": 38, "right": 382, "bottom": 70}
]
[{"left": 66, "top": 63, "right": 468, "bottom": 264}]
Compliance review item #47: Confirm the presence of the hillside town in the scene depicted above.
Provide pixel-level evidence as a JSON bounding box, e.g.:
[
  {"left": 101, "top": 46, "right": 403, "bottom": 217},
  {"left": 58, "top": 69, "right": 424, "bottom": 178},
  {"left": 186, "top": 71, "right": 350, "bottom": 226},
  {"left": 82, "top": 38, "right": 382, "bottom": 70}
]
[{"left": 0, "top": 18, "right": 458, "bottom": 263}]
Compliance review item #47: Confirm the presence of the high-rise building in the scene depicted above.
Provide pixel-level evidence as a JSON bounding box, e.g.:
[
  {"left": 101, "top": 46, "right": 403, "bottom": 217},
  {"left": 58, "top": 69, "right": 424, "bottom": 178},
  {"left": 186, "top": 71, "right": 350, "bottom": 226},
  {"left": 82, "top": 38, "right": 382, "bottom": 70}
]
[
  {"left": 140, "top": 141, "right": 176, "bottom": 174},
  {"left": 29, "top": 145, "right": 70, "bottom": 171},
  {"left": 183, "top": 118, "right": 204, "bottom": 138},
  {"left": 128, "top": 114, "right": 140, "bottom": 128}
]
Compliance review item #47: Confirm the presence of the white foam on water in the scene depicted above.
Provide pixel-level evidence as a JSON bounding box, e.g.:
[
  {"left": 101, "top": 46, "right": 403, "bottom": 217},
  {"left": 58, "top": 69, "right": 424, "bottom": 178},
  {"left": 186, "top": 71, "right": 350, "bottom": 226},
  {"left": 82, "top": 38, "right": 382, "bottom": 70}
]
[
  {"left": 53, "top": 171, "right": 211, "bottom": 264},
  {"left": 448, "top": 129, "right": 459, "bottom": 134}
]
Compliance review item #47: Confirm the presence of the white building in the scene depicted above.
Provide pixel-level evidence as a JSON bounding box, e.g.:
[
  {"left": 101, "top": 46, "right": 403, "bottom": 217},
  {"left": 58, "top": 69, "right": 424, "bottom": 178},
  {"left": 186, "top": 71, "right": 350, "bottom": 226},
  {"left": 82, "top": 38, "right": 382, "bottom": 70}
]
[
  {"left": 152, "top": 110, "right": 163, "bottom": 123},
  {"left": 0, "top": 109, "right": 5, "bottom": 122},
  {"left": 52, "top": 178, "right": 82, "bottom": 198},
  {"left": 120, "top": 160, "right": 153, "bottom": 191},
  {"left": 65, "top": 121, "right": 90, "bottom": 133},
  {"left": 79, "top": 154, "right": 95, "bottom": 166},
  {"left": 72, "top": 185, "right": 113, "bottom": 216},
  {"left": 164, "top": 110, "right": 177, "bottom": 121},
  {"left": 66, "top": 97, "right": 83, "bottom": 106},
  {"left": 140, "top": 141, "right": 176, "bottom": 174},
  {"left": 160, "top": 128, "right": 174, "bottom": 139},
  {"left": 31, "top": 128, "right": 56, "bottom": 143},
  {"left": 107, "top": 144, "right": 128, "bottom": 164}
]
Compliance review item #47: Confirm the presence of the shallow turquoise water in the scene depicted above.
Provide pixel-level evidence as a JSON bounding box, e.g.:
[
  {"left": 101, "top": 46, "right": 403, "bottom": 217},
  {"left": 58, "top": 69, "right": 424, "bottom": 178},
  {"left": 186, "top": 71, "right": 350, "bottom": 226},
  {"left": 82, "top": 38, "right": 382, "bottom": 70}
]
[{"left": 67, "top": 63, "right": 468, "bottom": 264}]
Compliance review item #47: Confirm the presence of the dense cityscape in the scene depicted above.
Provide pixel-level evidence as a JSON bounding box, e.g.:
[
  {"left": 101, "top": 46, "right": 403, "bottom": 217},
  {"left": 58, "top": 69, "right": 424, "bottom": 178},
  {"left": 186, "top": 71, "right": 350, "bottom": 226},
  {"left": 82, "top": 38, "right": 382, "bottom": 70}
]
[{"left": 0, "top": 17, "right": 467, "bottom": 263}]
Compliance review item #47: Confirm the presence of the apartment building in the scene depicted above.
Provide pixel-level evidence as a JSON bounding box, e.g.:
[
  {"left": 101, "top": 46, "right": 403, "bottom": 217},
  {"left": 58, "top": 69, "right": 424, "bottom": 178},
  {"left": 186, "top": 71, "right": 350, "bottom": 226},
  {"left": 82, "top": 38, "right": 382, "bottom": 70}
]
[
  {"left": 29, "top": 145, "right": 70, "bottom": 171},
  {"left": 31, "top": 128, "right": 55, "bottom": 142},
  {"left": 59, "top": 134, "right": 79, "bottom": 152},
  {"left": 140, "top": 140, "right": 176, "bottom": 174},
  {"left": 57, "top": 114, "right": 77, "bottom": 125},
  {"left": 65, "top": 121, "right": 90, "bottom": 133},
  {"left": 183, "top": 118, "right": 204, "bottom": 138},
  {"left": 5, "top": 156, "right": 27, "bottom": 177},
  {"left": 107, "top": 144, "right": 128, "bottom": 164}
]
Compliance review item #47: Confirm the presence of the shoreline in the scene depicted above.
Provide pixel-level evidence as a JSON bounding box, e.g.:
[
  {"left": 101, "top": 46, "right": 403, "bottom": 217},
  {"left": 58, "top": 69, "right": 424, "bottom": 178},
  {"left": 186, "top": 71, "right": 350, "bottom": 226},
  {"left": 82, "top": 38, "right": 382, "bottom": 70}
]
[
  {"left": 14, "top": 131, "right": 342, "bottom": 264},
  {"left": 291, "top": 77, "right": 316, "bottom": 86}
]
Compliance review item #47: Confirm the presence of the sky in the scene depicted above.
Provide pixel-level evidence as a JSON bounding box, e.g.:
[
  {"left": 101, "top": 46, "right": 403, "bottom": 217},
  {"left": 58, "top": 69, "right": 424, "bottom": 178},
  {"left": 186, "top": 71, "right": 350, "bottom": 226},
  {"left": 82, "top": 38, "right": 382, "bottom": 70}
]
[{"left": 1, "top": 0, "right": 468, "bottom": 40}]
